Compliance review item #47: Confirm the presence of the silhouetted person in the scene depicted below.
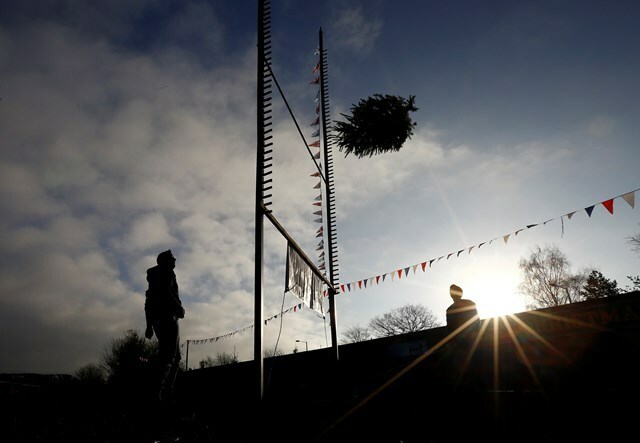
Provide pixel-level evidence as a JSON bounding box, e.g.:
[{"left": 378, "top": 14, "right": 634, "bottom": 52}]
[
  {"left": 145, "top": 249, "right": 185, "bottom": 402},
  {"left": 446, "top": 284, "right": 479, "bottom": 335}
]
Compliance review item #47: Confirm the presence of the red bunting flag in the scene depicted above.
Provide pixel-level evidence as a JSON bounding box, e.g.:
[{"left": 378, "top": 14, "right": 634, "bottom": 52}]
[
  {"left": 310, "top": 171, "right": 320, "bottom": 177},
  {"left": 376, "top": 275, "right": 380, "bottom": 284},
  {"left": 397, "top": 269, "right": 403, "bottom": 279},
  {"left": 421, "top": 262, "right": 427, "bottom": 272},
  {"left": 309, "top": 77, "right": 320, "bottom": 85},
  {"left": 602, "top": 199, "right": 614, "bottom": 214},
  {"left": 341, "top": 284, "right": 345, "bottom": 293},
  {"left": 358, "top": 281, "right": 362, "bottom": 289},
  {"left": 310, "top": 140, "right": 320, "bottom": 147}
]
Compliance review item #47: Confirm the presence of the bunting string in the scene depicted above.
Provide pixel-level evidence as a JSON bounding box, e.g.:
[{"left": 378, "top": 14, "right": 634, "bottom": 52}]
[
  {"left": 183, "top": 302, "right": 311, "bottom": 347},
  {"left": 331, "top": 188, "right": 639, "bottom": 296}
]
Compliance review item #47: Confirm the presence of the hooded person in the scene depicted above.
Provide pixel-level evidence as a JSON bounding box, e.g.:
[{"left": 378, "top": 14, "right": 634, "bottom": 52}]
[{"left": 144, "top": 249, "right": 185, "bottom": 401}]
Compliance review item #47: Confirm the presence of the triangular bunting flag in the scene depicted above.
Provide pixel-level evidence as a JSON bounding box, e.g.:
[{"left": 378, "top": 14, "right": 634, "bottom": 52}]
[
  {"left": 310, "top": 171, "right": 320, "bottom": 177},
  {"left": 310, "top": 116, "right": 320, "bottom": 126},
  {"left": 391, "top": 272, "right": 395, "bottom": 281},
  {"left": 585, "top": 205, "right": 595, "bottom": 217},
  {"left": 312, "top": 62, "right": 320, "bottom": 73},
  {"left": 358, "top": 280, "right": 362, "bottom": 289},
  {"left": 309, "top": 77, "right": 320, "bottom": 85},
  {"left": 412, "top": 264, "right": 418, "bottom": 274},
  {"left": 602, "top": 199, "right": 614, "bottom": 214},
  {"left": 527, "top": 224, "right": 538, "bottom": 229},
  {"left": 382, "top": 273, "right": 387, "bottom": 282},
  {"left": 478, "top": 242, "right": 485, "bottom": 248},
  {"left": 515, "top": 229, "right": 524, "bottom": 236},
  {"left": 314, "top": 194, "right": 322, "bottom": 201},
  {"left": 457, "top": 249, "right": 464, "bottom": 257},
  {"left": 363, "top": 279, "right": 367, "bottom": 288},
  {"left": 310, "top": 140, "right": 320, "bottom": 147},
  {"left": 313, "top": 202, "right": 322, "bottom": 206},
  {"left": 314, "top": 210, "right": 322, "bottom": 216},
  {"left": 430, "top": 259, "right": 436, "bottom": 266},
  {"left": 421, "top": 262, "right": 427, "bottom": 272},
  {"left": 311, "top": 128, "right": 320, "bottom": 137},
  {"left": 376, "top": 275, "right": 380, "bottom": 284},
  {"left": 503, "top": 234, "right": 510, "bottom": 244},
  {"left": 313, "top": 151, "right": 321, "bottom": 159},
  {"left": 567, "top": 211, "right": 576, "bottom": 220},
  {"left": 622, "top": 191, "right": 635, "bottom": 208},
  {"left": 314, "top": 218, "right": 323, "bottom": 223},
  {"left": 468, "top": 246, "right": 474, "bottom": 254},
  {"left": 447, "top": 253, "right": 453, "bottom": 259},
  {"left": 347, "top": 283, "right": 351, "bottom": 291},
  {"left": 404, "top": 267, "right": 410, "bottom": 277}
]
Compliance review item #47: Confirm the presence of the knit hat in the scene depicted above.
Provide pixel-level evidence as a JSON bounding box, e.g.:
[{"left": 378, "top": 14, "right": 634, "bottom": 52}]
[{"left": 450, "top": 284, "right": 463, "bottom": 299}]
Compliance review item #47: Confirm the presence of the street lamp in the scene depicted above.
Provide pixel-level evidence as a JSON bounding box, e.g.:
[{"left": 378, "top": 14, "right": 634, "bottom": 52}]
[{"left": 295, "top": 340, "right": 308, "bottom": 352}]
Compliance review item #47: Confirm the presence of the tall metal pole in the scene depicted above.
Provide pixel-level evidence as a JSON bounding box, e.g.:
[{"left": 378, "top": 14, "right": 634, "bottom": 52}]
[
  {"left": 319, "top": 28, "right": 339, "bottom": 360},
  {"left": 255, "top": 0, "right": 267, "bottom": 401}
]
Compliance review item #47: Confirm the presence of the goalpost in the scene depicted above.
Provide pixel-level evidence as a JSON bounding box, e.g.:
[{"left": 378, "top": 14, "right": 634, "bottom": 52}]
[{"left": 254, "top": 0, "right": 340, "bottom": 400}]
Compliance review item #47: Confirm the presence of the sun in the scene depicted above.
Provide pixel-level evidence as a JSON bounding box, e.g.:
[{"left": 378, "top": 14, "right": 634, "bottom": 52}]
[{"left": 466, "top": 272, "right": 526, "bottom": 319}]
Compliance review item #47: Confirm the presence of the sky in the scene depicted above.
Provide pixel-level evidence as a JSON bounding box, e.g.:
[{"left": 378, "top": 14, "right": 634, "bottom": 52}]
[{"left": 1, "top": 0, "right": 638, "bottom": 374}]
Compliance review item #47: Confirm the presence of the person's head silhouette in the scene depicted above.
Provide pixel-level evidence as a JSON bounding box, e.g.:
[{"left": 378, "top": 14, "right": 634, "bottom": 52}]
[
  {"left": 450, "top": 284, "right": 463, "bottom": 301},
  {"left": 157, "top": 249, "right": 176, "bottom": 269}
]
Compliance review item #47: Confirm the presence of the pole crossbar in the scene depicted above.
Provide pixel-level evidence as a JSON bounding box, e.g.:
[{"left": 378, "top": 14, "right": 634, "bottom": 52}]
[{"left": 262, "top": 203, "right": 335, "bottom": 291}]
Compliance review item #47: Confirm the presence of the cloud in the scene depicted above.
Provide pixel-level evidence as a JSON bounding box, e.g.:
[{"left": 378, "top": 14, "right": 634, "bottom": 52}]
[
  {"left": 330, "top": 7, "right": 383, "bottom": 54},
  {"left": 0, "top": 4, "right": 263, "bottom": 372}
]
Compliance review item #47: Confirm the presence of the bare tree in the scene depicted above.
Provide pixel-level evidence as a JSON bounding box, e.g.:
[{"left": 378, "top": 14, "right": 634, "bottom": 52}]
[
  {"left": 627, "top": 226, "right": 640, "bottom": 256},
  {"left": 340, "top": 325, "right": 372, "bottom": 344},
  {"left": 368, "top": 303, "right": 441, "bottom": 338},
  {"left": 75, "top": 363, "right": 106, "bottom": 384},
  {"left": 199, "top": 350, "right": 238, "bottom": 368},
  {"left": 518, "top": 244, "right": 589, "bottom": 309}
]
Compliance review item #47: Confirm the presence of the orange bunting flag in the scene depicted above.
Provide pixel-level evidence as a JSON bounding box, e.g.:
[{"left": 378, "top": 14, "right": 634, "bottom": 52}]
[{"left": 602, "top": 199, "right": 614, "bottom": 214}]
